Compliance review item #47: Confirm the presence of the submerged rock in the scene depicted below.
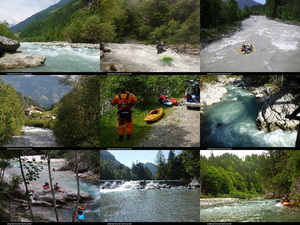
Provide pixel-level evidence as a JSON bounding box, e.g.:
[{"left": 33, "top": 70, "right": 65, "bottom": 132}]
[
  {"left": 0, "top": 52, "right": 46, "bottom": 70},
  {"left": 0, "top": 36, "right": 20, "bottom": 52}
]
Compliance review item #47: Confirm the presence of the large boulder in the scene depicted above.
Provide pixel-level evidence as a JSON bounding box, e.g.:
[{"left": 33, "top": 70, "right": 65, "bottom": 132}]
[
  {"left": 256, "top": 84, "right": 300, "bottom": 132},
  {"left": 0, "top": 36, "right": 20, "bottom": 53},
  {"left": 0, "top": 52, "right": 46, "bottom": 70}
]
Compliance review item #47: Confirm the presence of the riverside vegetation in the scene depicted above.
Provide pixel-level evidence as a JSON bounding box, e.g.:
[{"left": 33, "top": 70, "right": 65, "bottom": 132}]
[
  {"left": 200, "top": 150, "right": 300, "bottom": 208},
  {"left": 0, "top": 75, "right": 100, "bottom": 147},
  {"left": 100, "top": 75, "right": 199, "bottom": 147}
]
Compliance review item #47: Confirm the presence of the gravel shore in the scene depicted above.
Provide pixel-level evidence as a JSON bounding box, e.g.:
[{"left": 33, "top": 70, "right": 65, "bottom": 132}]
[
  {"left": 137, "top": 99, "right": 200, "bottom": 147},
  {"left": 200, "top": 198, "right": 239, "bottom": 206}
]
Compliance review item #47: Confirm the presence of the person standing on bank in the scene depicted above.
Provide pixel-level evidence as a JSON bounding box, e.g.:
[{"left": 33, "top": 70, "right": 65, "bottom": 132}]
[{"left": 111, "top": 87, "right": 138, "bottom": 142}]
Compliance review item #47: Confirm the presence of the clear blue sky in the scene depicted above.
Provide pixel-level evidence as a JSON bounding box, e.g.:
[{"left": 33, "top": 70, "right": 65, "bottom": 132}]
[
  {"left": 107, "top": 150, "right": 182, "bottom": 168},
  {"left": 0, "top": 0, "right": 60, "bottom": 25},
  {"left": 256, "top": 0, "right": 266, "bottom": 4}
]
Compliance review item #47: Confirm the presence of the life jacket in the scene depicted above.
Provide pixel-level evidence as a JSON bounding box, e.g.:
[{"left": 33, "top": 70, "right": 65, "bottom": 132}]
[{"left": 118, "top": 94, "right": 132, "bottom": 111}]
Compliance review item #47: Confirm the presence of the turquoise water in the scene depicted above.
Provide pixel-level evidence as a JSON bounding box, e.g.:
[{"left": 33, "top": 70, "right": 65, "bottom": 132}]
[
  {"left": 3, "top": 42, "right": 100, "bottom": 72},
  {"left": 8, "top": 160, "right": 100, "bottom": 222},
  {"left": 201, "top": 84, "right": 297, "bottom": 147},
  {"left": 200, "top": 199, "right": 300, "bottom": 222},
  {"left": 100, "top": 188, "right": 200, "bottom": 222}
]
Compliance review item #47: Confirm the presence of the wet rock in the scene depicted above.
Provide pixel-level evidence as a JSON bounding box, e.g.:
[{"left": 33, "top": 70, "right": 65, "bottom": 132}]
[
  {"left": 0, "top": 36, "right": 20, "bottom": 53},
  {"left": 100, "top": 50, "right": 104, "bottom": 58},
  {"left": 169, "top": 44, "right": 200, "bottom": 55},
  {"left": 256, "top": 84, "right": 300, "bottom": 132},
  {"left": 217, "top": 123, "right": 223, "bottom": 128},
  {"left": 264, "top": 192, "right": 274, "bottom": 199},
  {"left": 0, "top": 52, "right": 46, "bottom": 70},
  {"left": 102, "top": 63, "right": 141, "bottom": 72}
]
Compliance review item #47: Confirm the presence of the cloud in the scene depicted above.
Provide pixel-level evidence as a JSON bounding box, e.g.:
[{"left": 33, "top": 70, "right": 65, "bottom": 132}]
[{"left": 0, "top": 0, "right": 60, "bottom": 25}]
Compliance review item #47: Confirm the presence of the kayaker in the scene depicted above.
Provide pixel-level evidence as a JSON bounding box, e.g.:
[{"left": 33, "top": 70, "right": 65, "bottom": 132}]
[
  {"left": 282, "top": 194, "right": 290, "bottom": 202},
  {"left": 111, "top": 86, "right": 138, "bottom": 142},
  {"left": 52, "top": 168, "right": 55, "bottom": 171},
  {"left": 43, "top": 182, "right": 49, "bottom": 188},
  {"left": 77, "top": 205, "right": 85, "bottom": 217},
  {"left": 54, "top": 182, "right": 61, "bottom": 192},
  {"left": 156, "top": 41, "right": 166, "bottom": 54}
]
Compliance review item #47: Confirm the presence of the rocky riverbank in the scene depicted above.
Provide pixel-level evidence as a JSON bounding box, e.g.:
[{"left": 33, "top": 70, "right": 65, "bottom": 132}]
[
  {"left": 59, "top": 152, "right": 100, "bottom": 182},
  {"left": 201, "top": 75, "right": 300, "bottom": 133},
  {"left": 0, "top": 36, "right": 46, "bottom": 70},
  {"left": 200, "top": 76, "right": 242, "bottom": 107},
  {"left": 200, "top": 198, "right": 239, "bottom": 206},
  {"left": 36, "top": 41, "right": 100, "bottom": 49},
  {"left": 200, "top": 21, "right": 243, "bottom": 50}
]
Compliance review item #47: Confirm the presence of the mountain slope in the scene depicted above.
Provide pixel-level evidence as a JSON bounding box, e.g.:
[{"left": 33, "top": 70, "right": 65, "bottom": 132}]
[
  {"left": 0, "top": 75, "right": 71, "bottom": 107},
  {"left": 238, "top": 0, "right": 260, "bottom": 8},
  {"left": 100, "top": 150, "right": 126, "bottom": 168},
  {"left": 142, "top": 162, "right": 158, "bottom": 175},
  {"left": 223, "top": 0, "right": 260, "bottom": 8},
  {"left": 10, "top": 0, "right": 74, "bottom": 33}
]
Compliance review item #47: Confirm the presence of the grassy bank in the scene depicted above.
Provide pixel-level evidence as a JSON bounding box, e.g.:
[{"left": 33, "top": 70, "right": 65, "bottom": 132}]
[{"left": 100, "top": 104, "right": 175, "bottom": 147}]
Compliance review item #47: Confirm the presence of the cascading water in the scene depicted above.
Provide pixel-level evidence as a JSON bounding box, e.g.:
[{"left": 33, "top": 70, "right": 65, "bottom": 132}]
[
  {"left": 2, "top": 126, "right": 60, "bottom": 147},
  {"left": 101, "top": 43, "right": 200, "bottom": 72},
  {"left": 200, "top": 16, "right": 300, "bottom": 72},
  {"left": 3, "top": 42, "right": 100, "bottom": 72},
  {"left": 201, "top": 84, "right": 297, "bottom": 147}
]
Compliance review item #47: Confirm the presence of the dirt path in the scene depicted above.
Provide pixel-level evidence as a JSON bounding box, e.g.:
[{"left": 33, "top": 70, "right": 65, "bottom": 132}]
[{"left": 137, "top": 99, "right": 200, "bottom": 147}]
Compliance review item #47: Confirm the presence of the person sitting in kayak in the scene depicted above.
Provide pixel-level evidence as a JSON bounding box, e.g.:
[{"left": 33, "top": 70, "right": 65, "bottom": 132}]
[
  {"left": 54, "top": 183, "right": 61, "bottom": 192},
  {"left": 156, "top": 41, "right": 166, "bottom": 54},
  {"left": 282, "top": 194, "right": 290, "bottom": 202},
  {"left": 43, "top": 182, "right": 49, "bottom": 188},
  {"left": 77, "top": 206, "right": 85, "bottom": 216},
  {"left": 52, "top": 168, "right": 55, "bottom": 171}
]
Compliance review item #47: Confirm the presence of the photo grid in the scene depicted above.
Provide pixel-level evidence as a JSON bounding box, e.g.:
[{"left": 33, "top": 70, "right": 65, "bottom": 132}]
[
  {"left": 200, "top": 0, "right": 300, "bottom": 224},
  {"left": 0, "top": 0, "right": 200, "bottom": 224}
]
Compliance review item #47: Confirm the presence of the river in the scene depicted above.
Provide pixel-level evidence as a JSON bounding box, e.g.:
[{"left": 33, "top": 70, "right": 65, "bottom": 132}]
[
  {"left": 200, "top": 199, "right": 300, "bottom": 222},
  {"left": 100, "top": 181, "right": 200, "bottom": 222},
  {"left": 201, "top": 84, "right": 297, "bottom": 147},
  {"left": 7, "top": 160, "right": 100, "bottom": 222},
  {"left": 2, "top": 126, "right": 60, "bottom": 147},
  {"left": 4, "top": 42, "right": 100, "bottom": 72},
  {"left": 200, "top": 16, "right": 300, "bottom": 72},
  {"left": 101, "top": 43, "right": 200, "bottom": 72}
]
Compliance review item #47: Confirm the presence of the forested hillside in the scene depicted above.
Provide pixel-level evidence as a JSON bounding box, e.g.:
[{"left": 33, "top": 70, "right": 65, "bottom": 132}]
[
  {"left": 0, "top": 75, "right": 71, "bottom": 107},
  {"left": 0, "top": 78, "right": 25, "bottom": 144},
  {"left": 102, "top": 0, "right": 200, "bottom": 44},
  {"left": 11, "top": 0, "right": 74, "bottom": 33},
  {"left": 201, "top": 0, "right": 252, "bottom": 39},
  {"left": 16, "top": 0, "right": 199, "bottom": 45},
  {"left": 100, "top": 150, "right": 199, "bottom": 182},
  {"left": 200, "top": 151, "right": 300, "bottom": 200},
  {"left": 265, "top": 0, "right": 300, "bottom": 21}
]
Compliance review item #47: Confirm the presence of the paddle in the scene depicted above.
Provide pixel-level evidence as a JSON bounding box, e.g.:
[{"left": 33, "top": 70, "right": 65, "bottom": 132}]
[{"left": 276, "top": 200, "right": 281, "bottom": 202}]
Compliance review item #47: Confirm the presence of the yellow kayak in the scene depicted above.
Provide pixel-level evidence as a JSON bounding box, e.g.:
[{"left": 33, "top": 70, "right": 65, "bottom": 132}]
[{"left": 144, "top": 108, "right": 164, "bottom": 122}]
